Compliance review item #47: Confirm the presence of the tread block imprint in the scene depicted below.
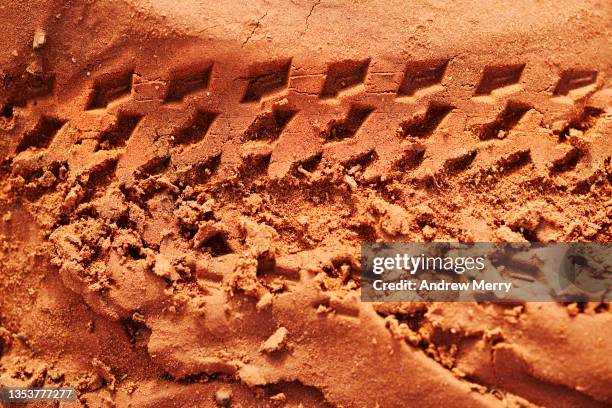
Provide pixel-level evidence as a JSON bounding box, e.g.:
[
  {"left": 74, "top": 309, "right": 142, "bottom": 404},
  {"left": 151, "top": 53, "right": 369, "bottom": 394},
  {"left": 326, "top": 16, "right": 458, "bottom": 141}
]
[
  {"left": 16, "top": 116, "right": 66, "bottom": 153},
  {"left": 320, "top": 59, "right": 370, "bottom": 98},
  {"left": 323, "top": 105, "right": 374, "bottom": 141},
  {"left": 475, "top": 64, "right": 525, "bottom": 95},
  {"left": 443, "top": 149, "right": 478, "bottom": 173},
  {"left": 398, "top": 103, "right": 454, "bottom": 138},
  {"left": 243, "top": 109, "right": 297, "bottom": 141},
  {"left": 478, "top": 101, "right": 531, "bottom": 140},
  {"left": 559, "top": 106, "right": 604, "bottom": 138},
  {"left": 165, "top": 63, "right": 213, "bottom": 102},
  {"left": 86, "top": 70, "right": 134, "bottom": 110},
  {"left": 171, "top": 109, "right": 218, "bottom": 145},
  {"left": 496, "top": 149, "right": 531, "bottom": 173},
  {"left": 241, "top": 59, "right": 292, "bottom": 103},
  {"left": 397, "top": 59, "right": 448, "bottom": 96},
  {"left": 553, "top": 70, "right": 598, "bottom": 95},
  {"left": 96, "top": 113, "right": 143, "bottom": 150},
  {"left": 1, "top": 72, "right": 56, "bottom": 107}
]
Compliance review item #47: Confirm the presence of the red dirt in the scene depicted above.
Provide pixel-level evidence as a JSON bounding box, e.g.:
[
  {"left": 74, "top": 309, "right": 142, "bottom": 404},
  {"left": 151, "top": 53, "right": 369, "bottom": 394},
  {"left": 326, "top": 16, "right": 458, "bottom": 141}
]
[{"left": 0, "top": 0, "right": 611, "bottom": 406}]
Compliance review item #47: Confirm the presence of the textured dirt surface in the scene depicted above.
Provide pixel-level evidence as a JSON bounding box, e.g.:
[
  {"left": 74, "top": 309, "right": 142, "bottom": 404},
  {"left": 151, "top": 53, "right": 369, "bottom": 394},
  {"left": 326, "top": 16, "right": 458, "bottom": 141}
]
[{"left": 0, "top": 0, "right": 611, "bottom": 407}]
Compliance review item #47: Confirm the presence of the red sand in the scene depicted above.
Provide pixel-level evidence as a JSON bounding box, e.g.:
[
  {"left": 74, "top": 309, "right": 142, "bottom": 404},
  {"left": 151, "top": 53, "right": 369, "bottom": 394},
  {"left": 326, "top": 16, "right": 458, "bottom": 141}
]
[{"left": 0, "top": 0, "right": 611, "bottom": 406}]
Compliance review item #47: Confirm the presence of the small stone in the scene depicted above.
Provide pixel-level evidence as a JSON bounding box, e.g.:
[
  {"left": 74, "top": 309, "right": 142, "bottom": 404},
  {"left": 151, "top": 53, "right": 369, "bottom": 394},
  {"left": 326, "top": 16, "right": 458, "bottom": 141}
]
[
  {"left": 32, "top": 31, "right": 46, "bottom": 49},
  {"left": 39, "top": 170, "right": 56, "bottom": 188},
  {"left": 26, "top": 60, "right": 43, "bottom": 75},
  {"left": 131, "top": 312, "right": 146, "bottom": 323},
  {"left": 261, "top": 326, "right": 288, "bottom": 353},
  {"left": 551, "top": 120, "right": 567, "bottom": 134},
  {"left": 270, "top": 392, "right": 286, "bottom": 402},
  {"left": 566, "top": 303, "right": 580, "bottom": 317},
  {"left": 568, "top": 128, "right": 583, "bottom": 138},
  {"left": 493, "top": 226, "right": 526, "bottom": 243},
  {"left": 255, "top": 292, "right": 273, "bottom": 311},
  {"left": 422, "top": 225, "right": 436, "bottom": 241},
  {"left": 347, "top": 164, "right": 361, "bottom": 175},
  {"left": 215, "top": 388, "right": 232, "bottom": 407},
  {"left": 344, "top": 174, "right": 357, "bottom": 191}
]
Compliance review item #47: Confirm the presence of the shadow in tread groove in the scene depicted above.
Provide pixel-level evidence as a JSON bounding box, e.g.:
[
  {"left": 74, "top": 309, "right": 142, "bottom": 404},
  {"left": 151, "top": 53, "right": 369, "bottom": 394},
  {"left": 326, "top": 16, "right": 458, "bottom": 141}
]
[
  {"left": 165, "top": 64, "right": 213, "bottom": 102},
  {"left": 478, "top": 101, "right": 531, "bottom": 140},
  {"left": 16, "top": 116, "right": 66, "bottom": 153},
  {"left": 241, "top": 59, "right": 292, "bottom": 102},
  {"left": 243, "top": 109, "right": 297, "bottom": 141},
  {"left": 137, "top": 154, "right": 170, "bottom": 178},
  {"left": 0, "top": 105, "right": 13, "bottom": 119},
  {"left": 293, "top": 152, "right": 323, "bottom": 176},
  {"left": 341, "top": 149, "right": 378, "bottom": 169},
  {"left": 172, "top": 110, "right": 219, "bottom": 145},
  {"left": 497, "top": 149, "right": 531, "bottom": 173},
  {"left": 551, "top": 148, "right": 582, "bottom": 174},
  {"left": 320, "top": 59, "right": 370, "bottom": 98},
  {"left": 87, "top": 70, "right": 134, "bottom": 110},
  {"left": 558, "top": 106, "right": 604, "bottom": 139},
  {"left": 2, "top": 72, "right": 55, "bottom": 107},
  {"left": 444, "top": 150, "right": 477, "bottom": 173},
  {"left": 179, "top": 154, "right": 221, "bottom": 185},
  {"left": 399, "top": 103, "right": 454, "bottom": 138},
  {"left": 0, "top": 105, "right": 14, "bottom": 130},
  {"left": 323, "top": 105, "right": 374, "bottom": 141},
  {"left": 398, "top": 59, "right": 448, "bottom": 96},
  {"left": 475, "top": 64, "right": 525, "bottom": 95},
  {"left": 554, "top": 70, "right": 598, "bottom": 95},
  {"left": 393, "top": 146, "right": 426, "bottom": 171},
  {"left": 97, "top": 113, "right": 143, "bottom": 150}
]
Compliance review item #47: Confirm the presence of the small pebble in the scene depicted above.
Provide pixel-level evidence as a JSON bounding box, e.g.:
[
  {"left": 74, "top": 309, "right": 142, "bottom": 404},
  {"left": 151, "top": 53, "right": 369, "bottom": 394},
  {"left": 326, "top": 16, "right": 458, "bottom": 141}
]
[
  {"left": 32, "top": 31, "right": 46, "bottom": 49},
  {"left": 215, "top": 388, "right": 232, "bottom": 407},
  {"left": 422, "top": 225, "right": 436, "bottom": 241}
]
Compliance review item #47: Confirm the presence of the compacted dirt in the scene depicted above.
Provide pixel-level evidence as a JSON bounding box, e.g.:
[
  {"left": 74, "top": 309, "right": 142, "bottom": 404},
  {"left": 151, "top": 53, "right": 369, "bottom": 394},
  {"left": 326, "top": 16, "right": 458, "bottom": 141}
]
[{"left": 0, "top": 0, "right": 611, "bottom": 407}]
